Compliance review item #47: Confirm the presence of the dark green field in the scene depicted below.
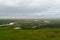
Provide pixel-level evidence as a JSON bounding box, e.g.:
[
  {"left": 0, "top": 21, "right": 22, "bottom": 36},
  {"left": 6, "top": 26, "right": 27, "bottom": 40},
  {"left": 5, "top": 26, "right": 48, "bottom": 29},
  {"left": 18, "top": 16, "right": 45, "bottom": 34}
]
[{"left": 0, "top": 19, "right": 60, "bottom": 40}]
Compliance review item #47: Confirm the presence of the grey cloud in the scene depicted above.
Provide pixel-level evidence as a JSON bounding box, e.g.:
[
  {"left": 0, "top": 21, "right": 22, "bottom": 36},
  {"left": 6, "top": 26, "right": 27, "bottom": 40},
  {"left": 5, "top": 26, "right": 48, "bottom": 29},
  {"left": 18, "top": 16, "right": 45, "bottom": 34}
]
[{"left": 0, "top": 0, "right": 60, "bottom": 18}]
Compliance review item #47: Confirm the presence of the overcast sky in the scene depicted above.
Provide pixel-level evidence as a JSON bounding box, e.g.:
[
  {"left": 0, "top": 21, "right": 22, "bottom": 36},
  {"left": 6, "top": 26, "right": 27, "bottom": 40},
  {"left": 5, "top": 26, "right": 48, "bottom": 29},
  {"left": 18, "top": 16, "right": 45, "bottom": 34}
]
[{"left": 0, "top": 0, "right": 60, "bottom": 18}]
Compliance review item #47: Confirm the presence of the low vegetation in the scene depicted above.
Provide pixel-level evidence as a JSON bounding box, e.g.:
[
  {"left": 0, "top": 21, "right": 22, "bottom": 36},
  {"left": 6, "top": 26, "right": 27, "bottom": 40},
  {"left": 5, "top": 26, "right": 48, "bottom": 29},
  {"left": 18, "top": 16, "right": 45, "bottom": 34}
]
[
  {"left": 0, "top": 28, "right": 60, "bottom": 40},
  {"left": 0, "top": 19, "right": 60, "bottom": 40}
]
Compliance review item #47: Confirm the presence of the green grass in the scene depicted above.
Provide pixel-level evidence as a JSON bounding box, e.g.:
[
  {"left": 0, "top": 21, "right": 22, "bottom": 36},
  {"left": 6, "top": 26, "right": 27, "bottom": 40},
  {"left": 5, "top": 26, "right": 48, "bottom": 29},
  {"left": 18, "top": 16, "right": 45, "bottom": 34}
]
[{"left": 0, "top": 28, "right": 60, "bottom": 40}]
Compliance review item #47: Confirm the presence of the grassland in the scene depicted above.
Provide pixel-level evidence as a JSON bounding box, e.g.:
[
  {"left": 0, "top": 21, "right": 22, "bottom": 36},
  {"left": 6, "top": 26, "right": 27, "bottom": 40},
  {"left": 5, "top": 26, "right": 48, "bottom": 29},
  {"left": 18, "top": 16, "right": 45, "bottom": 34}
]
[
  {"left": 0, "top": 28, "right": 60, "bottom": 40},
  {"left": 0, "top": 19, "right": 60, "bottom": 40}
]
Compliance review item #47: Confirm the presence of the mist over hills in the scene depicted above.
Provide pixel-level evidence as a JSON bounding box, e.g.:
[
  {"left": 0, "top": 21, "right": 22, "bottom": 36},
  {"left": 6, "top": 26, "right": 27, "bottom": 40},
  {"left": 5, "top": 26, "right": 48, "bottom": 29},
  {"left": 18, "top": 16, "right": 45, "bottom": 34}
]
[{"left": 0, "top": 13, "right": 60, "bottom": 19}]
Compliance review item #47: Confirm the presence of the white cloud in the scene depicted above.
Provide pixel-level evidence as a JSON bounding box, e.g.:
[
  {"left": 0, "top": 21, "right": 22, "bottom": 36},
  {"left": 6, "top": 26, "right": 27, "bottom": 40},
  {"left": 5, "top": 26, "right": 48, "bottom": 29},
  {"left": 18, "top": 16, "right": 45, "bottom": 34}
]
[
  {"left": 0, "top": 0, "right": 60, "bottom": 18},
  {"left": 0, "top": 0, "right": 49, "bottom": 7}
]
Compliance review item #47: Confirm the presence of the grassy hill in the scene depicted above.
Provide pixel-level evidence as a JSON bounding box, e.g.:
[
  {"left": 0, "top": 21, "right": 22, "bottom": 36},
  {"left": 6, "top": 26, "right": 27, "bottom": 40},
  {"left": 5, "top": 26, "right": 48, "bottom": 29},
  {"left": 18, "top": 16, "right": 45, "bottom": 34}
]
[
  {"left": 0, "top": 28, "right": 60, "bottom": 40},
  {"left": 0, "top": 19, "right": 60, "bottom": 40}
]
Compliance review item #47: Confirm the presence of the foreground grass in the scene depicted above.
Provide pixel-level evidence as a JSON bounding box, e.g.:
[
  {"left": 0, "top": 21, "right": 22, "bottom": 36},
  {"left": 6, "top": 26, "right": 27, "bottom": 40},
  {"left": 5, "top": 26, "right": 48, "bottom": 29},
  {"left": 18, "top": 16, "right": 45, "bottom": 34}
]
[{"left": 0, "top": 28, "right": 60, "bottom": 40}]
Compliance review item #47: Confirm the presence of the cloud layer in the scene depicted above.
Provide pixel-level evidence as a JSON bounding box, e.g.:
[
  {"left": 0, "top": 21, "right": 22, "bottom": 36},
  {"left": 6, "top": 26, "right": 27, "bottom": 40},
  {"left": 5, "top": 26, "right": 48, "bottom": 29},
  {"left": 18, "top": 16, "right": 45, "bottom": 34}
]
[{"left": 0, "top": 0, "right": 60, "bottom": 18}]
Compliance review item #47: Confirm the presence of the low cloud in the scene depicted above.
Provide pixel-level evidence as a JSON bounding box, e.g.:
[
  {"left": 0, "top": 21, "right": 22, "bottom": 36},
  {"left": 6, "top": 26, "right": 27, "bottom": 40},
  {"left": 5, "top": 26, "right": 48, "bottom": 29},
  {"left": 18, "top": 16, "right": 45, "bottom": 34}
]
[{"left": 0, "top": 0, "right": 60, "bottom": 18}]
